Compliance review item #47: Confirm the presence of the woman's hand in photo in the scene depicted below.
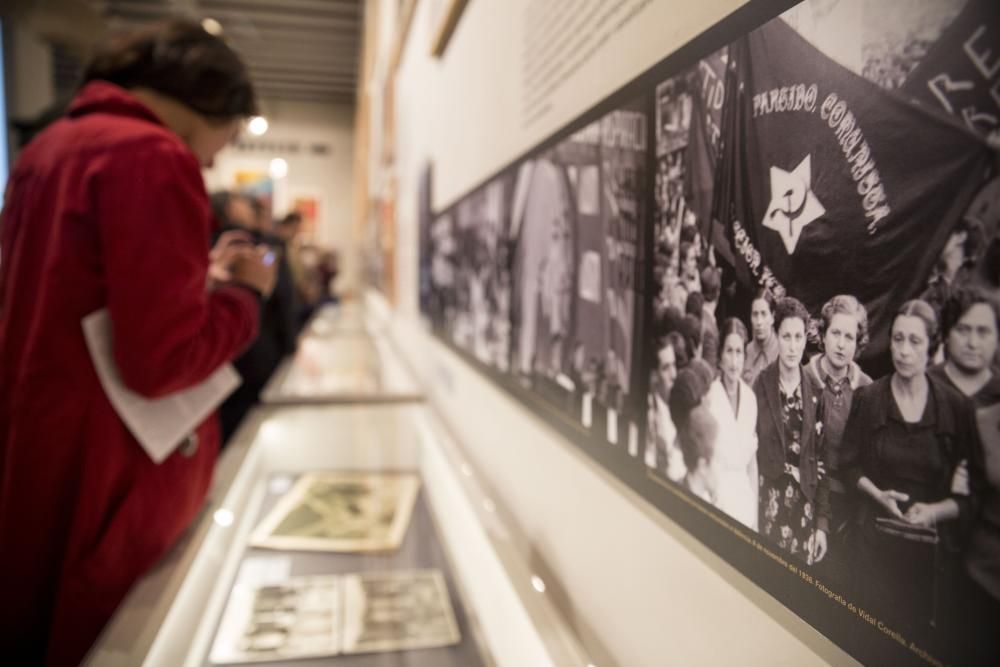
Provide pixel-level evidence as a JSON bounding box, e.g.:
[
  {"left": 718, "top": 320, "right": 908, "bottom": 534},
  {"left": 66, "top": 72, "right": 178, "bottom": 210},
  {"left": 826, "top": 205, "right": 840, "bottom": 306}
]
[
  {"left": 811, "top": 529, "right": 828, "bottom": 563},
  {"left": 903, "top": 502, "right": 937, "bottom": 527},
  {"left": 875, "top": 488, "right": 910, "bottom": 519}
]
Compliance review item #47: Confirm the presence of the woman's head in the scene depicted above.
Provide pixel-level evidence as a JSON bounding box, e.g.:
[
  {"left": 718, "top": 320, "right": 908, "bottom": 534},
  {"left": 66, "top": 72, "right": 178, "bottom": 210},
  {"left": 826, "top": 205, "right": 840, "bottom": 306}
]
[
  {"left": 680, "top": 241, "right": 698, "bottom": 276},
  {"left": 655, "top": 331, "right": 688, "bottom": 400},
  {"left": 668, "top": 367, "right": 717, "bottom": 476},
  {"left": 84, "top": 19, "right": 257, "bottom": 164},
  {"left": 774, "top": 296, "right": 810, "bottom": 372},
  {"left": 750, "top": 288, "right": 776, "bottom": 343},
  {"left": 819, "top": 295, "right": 869, "bottom": 373},
  {"left": 940, "top": 286, "right": 999, "bottom": 375},
  {"left": 891, "top": 299, "right": 939, "bottom": 379},
  {"left": 718, "top": 318, "right": 749, "bottom": 384}
]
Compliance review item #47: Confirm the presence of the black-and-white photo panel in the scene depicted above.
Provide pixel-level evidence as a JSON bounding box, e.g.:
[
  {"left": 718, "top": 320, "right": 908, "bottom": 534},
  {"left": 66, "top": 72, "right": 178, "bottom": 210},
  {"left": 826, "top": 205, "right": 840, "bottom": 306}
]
[
  {"left": 643, "top": 1, "right": 998, "bottom": 665},
  {"left": 510, "top": 97, "right": 648, "bottom": 450},
  {"left": 421, "top": 0, "right": 999, "bottom": 664}
]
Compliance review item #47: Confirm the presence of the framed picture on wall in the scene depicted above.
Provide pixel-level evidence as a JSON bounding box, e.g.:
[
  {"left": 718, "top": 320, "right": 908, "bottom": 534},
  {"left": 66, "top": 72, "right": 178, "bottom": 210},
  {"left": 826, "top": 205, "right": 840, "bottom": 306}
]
[{"left": 428, "top": 0, "right": 469, "bottom": 57}]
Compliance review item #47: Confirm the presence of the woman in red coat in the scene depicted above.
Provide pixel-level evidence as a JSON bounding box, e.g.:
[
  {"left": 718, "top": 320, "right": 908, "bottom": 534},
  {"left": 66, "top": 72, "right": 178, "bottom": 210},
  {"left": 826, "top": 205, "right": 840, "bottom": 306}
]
[{"left": 0, "top": 21, "right": 274, "bottom": 665}]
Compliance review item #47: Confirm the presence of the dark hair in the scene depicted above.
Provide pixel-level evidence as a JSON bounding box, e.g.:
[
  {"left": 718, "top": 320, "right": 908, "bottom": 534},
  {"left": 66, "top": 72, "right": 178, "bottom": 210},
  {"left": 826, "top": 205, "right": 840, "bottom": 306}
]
[
  {"left": 940, "top": 285, "right": 1000, "bottom": 340},
  {"left": 680, "top": 314, "right": 702, "bottom": 352},
  {"left": 664, "top": 331, "right": 690, "bottom": 369},
  {"left": 701, "top": 267, "right": 721, "bottom": 302},
  {"left": 678, "top": 403, "right": 717, "bottom": 471},
  {"left": 818, "top": 294, "right": 870, "bottom": 356},
  {"left": 84, "top": 19, "right": 258, "bottom": 120},
  {"left": 717, "top": 318, "right": 749, "bottom": 360},
  {"left": 894, "top": 299, "right": 940, "bottom": 356},
  {"left": 752, "top": 287, "right": 776, "bottom": 315},
  {"left": 679, "top": 241, "right": 695, "bottom": 263},
  {"left": 209, "top": 190, "right": 232, "bottom": 224},
  {"left": 680, "top": 225, "right": 698, "bottom": 245},
  {"left": 280, "top": 211, "right": 304, "bottom": 227},
  {"left": 685, "top": 291, "right": 705, "bottom": 320},
  {"left": 773, "top": 296, "right": 811, "bottom": 334},
  {"left": 655, "top": 305, "right": 684, "bottom": 340}
]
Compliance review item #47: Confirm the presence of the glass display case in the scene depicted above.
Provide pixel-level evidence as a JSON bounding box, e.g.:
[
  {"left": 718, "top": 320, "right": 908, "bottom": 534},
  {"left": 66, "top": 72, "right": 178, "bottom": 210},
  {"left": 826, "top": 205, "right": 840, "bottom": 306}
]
[
  {"left": 86, "top": 401, "right": 593, "bottom": 666},
  {"left": 260, "top": 305, "right": 423, "bottom": 405}
]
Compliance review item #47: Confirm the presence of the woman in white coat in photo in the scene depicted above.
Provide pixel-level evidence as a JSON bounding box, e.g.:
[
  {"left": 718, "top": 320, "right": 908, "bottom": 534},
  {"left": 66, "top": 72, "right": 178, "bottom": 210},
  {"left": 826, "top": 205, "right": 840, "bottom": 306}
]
[{"left": 706, "top": 318, "right": 759, "bottom": 530}]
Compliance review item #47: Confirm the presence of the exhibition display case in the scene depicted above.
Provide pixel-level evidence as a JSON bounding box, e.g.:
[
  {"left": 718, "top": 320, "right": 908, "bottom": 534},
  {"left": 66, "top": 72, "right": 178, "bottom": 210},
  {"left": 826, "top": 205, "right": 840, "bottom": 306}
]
[
  {"left": 87, "top": 400, "right": 594, "bottom": 666},
  {"left": 260, "top": 305, "right": 423, "bottom": 405}
]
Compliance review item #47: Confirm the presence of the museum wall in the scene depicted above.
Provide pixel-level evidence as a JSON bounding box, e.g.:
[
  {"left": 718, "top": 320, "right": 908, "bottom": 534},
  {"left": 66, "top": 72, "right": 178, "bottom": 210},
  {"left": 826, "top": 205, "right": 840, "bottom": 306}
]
[{"left": 376, "top": 1, "right": 855, "bottom": 665}]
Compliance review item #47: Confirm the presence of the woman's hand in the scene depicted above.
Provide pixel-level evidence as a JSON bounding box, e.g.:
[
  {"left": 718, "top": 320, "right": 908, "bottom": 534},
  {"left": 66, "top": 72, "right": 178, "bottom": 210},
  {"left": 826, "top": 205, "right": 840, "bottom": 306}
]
[
  {"left": 231, "top": 246, "right": 278, "bottom": 298},
  {"left": 811, "top": 529, "right": 828, "bottom": 563},
  {"left": 876, "top": 489, "right": 910, "bottom": 519},
  {"left": 903, "top": 502, "right": 937, "bottom": 527},
  {"left": 208, "top": 230, "right": 253, "bottom": 287},
  {"left": 950, "top": 459, "right": 970, "bottom": 496}
]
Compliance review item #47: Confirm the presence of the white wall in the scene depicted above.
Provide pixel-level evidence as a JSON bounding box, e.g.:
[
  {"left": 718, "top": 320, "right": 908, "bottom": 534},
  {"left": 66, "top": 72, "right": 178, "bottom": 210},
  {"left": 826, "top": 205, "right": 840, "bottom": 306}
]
[
  {"left": 7, "top": 22, "right": 55, "bottom": 123},
  {"left": 203, "top": 99, "right": 357, "bottom": 289},
  {"left": 376, "top": 1, "right": 858, "bottom": 665}
]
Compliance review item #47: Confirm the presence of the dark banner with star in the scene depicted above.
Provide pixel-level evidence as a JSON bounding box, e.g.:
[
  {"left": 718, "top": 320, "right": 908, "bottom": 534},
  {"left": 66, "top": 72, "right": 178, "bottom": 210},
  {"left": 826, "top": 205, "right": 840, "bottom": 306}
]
[{"left": 713, "top": 16, "right": 994, "bottom": 363}]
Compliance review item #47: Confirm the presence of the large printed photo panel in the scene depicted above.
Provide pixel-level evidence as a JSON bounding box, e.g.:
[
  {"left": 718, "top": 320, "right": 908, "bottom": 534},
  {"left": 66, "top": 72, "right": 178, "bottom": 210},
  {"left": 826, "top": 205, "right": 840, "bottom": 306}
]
[
  {"left": 423, "top": 174, "right": 516, "bottom": 372},
  {"left": 645, "top": 1, "right": 998, "bottom": 665},
  {"left": 510, "top": 97, "right": 649, "bottom": 451}
]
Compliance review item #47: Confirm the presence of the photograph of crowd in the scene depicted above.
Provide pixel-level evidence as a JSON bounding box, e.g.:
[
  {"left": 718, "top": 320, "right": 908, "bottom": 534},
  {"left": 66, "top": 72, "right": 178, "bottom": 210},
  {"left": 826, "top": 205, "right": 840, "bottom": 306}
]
[
  {"left": 424, "top": 175, "right": 515, "bottom": 372},
  {"left": 509, "top": 98, "right": 648, "bottom": 447},
  {"left": 421, "top": 0, "right": 999, "bottom": 663},
  {"left": 646, "top": 0, "right": 998, "bottom": 663}
]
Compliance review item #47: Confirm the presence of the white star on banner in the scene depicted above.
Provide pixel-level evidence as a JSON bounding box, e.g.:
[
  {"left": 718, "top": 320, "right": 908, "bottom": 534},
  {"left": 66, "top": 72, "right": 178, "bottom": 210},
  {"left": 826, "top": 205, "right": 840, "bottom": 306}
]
[{"left": 762, "top": 155, "right": 826, "bottom": 255}]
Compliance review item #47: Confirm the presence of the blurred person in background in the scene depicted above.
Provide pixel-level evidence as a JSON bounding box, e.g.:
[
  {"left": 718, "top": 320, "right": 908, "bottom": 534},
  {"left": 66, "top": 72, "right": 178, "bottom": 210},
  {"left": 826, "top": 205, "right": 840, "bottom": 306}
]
[
  {"left": 211, "top": 191, "right": 300, "bottom": 441},
  {"left": 0, "top": 20, "right": 273, "bottom": 665}
]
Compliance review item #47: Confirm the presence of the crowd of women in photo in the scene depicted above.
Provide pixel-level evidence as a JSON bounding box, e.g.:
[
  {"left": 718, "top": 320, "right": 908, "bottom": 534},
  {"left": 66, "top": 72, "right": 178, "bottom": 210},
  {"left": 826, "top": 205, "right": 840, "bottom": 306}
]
[{"left": 646, "top": 215, "right": 999, "bottom": 660}]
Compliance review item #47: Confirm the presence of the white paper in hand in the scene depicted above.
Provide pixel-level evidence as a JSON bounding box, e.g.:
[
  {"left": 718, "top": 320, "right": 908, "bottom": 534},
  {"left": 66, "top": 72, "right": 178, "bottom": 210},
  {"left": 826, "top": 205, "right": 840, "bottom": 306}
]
[{"left": 83, "top": 309, "right": 241, "bottom": 463}]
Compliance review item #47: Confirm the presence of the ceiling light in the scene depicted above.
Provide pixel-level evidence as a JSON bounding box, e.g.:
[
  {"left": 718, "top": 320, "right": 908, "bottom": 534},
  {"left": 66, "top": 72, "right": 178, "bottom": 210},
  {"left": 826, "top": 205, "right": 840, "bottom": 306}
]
[
  {"left": 269, "top": 158, "right": 289, "bottom": 179},
  {"left": 213, "top": 508, "right": 234, "bottom": 527},
  {"left": 201, "top": 18, "right": 223, "bottom": 35},
  {"left": 247, "top": 116, "right": 269, "bottom": 136}
]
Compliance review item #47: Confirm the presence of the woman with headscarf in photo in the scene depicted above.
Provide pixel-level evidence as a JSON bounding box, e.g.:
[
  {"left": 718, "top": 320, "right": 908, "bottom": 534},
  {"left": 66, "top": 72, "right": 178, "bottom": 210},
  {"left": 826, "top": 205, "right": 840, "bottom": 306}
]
[
  {"left": 753, "top": 296, "right": 829, "bottom": 565},
  {"left": 705, "top": 318, "right": 759, "bottom": 530},
  {"left": 841, "top": 299, "right": 983, "bottom": 646}
]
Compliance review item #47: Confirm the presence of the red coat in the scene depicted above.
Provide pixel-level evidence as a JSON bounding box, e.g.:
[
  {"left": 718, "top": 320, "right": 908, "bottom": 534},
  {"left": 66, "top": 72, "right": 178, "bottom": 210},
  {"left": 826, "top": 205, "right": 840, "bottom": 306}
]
[{"left": 0, "top": 82, "right": 259, "bottom": 665}]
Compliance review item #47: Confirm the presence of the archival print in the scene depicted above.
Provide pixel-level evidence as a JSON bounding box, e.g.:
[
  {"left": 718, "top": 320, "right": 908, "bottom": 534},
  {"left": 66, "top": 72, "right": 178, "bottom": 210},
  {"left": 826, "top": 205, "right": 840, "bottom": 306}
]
[
  {"left": 210, "top": 576, "right": 342, "bottom": 664},
  {"left": 251, "top": 472, "right": 420, "bottom": 552},
  {"left": 509, "top": 98, "right": 648, "bottom": 449},
  {"left": 262, "top": 336, "right": 382, "bottom": 402},
  {"left": 342, "top": 570, "right": 461, "bottom": 654}
]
